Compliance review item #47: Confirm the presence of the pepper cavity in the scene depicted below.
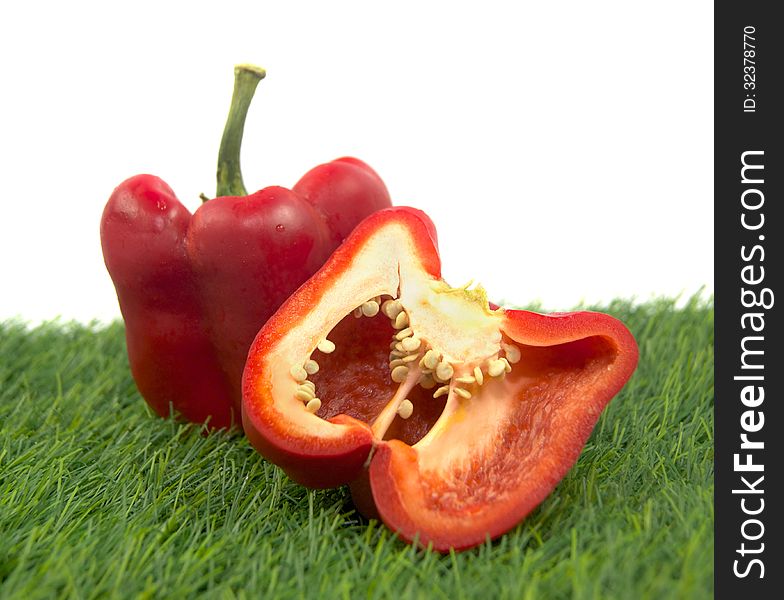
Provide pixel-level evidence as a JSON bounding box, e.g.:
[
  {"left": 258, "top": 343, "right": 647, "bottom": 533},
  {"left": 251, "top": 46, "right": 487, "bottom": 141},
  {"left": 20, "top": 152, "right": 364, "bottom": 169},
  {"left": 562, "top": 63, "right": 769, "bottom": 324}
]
[{"left": 289, "top": 287, "right": 521, "bottom": 437}]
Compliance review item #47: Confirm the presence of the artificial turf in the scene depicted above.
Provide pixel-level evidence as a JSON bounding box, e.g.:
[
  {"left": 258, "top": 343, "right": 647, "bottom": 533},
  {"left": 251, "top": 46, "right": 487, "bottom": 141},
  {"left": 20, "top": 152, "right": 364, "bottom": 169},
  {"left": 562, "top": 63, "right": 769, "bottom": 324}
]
[{"left": 0, "top": 297, "right": 713, "bottom": 599}]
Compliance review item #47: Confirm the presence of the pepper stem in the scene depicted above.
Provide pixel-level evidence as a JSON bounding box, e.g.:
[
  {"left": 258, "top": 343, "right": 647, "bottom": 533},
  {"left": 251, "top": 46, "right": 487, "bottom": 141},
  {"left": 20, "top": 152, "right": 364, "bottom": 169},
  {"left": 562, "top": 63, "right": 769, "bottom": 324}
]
[{"left": 214, "top": 64, "right": 266, "bottom": 198}]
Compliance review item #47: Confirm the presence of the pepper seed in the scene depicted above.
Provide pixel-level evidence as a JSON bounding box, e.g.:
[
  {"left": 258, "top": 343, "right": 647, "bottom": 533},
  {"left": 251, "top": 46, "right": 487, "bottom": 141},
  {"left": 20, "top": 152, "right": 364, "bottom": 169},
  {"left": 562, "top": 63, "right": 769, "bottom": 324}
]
[
  {"left": 423, "top": 349, "right": 440, "bottom": 370},
  {"left": 488, "top": 359, "right": 506, "bottom": 377},
  {"left": 290, "top": 365, "right": 308, "bottom": 382},
  {"left": 435, "top": 361, "right": 454, "bottom": 382},
  {"left": 317, "top": 339, "right": 336, "bottom": 354},
  {"left": 454, "top": 387, "right": 472, "bottom": 399},
  {"left": 295, "top": 389, "right": 314, "bottom": 402},
  {"left": 391, "top": 365, "right": 409, "bottom": 383},
  {"left": 395, "top": 327, "right": 413, "bottom": 340},
  {"left": 393, "top": 311, "right": 409, "bottom": 329},
  {"left": 401, "top": 336, "right": 421, "bottom": 352},
  {"left": 502, "top": 342, "right": 522, "bottom": 364},
  {"left": 397, "top": 399, "right": 414, "bottom": 419},
  {"left": 433, "top": 385, "right": 450, "bottom": 398},
  {"left": 361, "top": 300, "right": 380, "bottom": 317}
]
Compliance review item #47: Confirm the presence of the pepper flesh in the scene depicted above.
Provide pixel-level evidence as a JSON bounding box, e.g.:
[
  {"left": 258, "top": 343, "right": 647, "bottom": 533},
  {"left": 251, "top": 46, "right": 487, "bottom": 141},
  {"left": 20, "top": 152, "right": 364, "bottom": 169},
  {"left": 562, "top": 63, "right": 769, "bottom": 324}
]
[
  {"left": 101, "top": 157, "right": 391, "bottom": 430},
  {"left": 242, "top": 207, "right": 638, "bottom": 551}
]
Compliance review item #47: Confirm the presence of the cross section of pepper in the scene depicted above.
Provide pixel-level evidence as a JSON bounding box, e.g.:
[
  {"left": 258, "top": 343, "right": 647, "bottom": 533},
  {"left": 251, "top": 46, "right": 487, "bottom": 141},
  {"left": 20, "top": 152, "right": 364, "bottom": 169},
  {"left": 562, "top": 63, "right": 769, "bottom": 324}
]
[{"left": 242, "top": 207, "right": 639, "bottom": 551}]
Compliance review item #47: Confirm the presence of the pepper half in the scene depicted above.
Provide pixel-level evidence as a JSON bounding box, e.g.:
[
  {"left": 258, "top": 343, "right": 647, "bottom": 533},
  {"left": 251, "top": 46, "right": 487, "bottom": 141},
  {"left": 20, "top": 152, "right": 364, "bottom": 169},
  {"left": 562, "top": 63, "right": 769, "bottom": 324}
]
[{"left": 242, "top": 207, "right": 638, "bottom": 551}]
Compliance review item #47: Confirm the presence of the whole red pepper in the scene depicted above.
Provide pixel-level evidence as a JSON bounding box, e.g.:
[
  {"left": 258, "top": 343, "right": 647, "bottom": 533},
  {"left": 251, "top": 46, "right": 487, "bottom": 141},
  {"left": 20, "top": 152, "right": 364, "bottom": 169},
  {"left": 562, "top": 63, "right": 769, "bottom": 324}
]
[
  {"left": 101, "top": 66, "right": 391, "bottom": 430},
  {"left": 242, "top": 207, "right": 638, "bottom": 551}
]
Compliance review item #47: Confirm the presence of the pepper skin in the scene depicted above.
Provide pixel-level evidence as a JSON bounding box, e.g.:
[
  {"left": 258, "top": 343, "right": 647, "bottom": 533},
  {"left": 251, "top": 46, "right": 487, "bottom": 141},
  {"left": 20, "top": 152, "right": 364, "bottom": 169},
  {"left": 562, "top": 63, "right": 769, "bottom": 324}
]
[
  {"left": 242, "top": 207, "right": 638, "bottom": 551},
  {"left": 101, "top": 158, "right": 391, "bottom": 430}
]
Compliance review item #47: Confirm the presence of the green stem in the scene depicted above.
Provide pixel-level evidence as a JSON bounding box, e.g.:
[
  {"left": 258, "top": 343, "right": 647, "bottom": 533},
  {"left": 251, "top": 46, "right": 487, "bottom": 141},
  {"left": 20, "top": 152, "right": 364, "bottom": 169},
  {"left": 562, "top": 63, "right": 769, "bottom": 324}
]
[{"left": 214, "top": 64, "right": 266, "bottom": 198}]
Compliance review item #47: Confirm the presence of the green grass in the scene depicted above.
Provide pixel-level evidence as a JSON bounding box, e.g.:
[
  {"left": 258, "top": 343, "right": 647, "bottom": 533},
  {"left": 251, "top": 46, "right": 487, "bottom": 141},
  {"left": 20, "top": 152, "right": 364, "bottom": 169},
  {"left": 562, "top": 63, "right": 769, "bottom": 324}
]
[{"left": 0, "top": 298, "right": 713, "bottom": 599}]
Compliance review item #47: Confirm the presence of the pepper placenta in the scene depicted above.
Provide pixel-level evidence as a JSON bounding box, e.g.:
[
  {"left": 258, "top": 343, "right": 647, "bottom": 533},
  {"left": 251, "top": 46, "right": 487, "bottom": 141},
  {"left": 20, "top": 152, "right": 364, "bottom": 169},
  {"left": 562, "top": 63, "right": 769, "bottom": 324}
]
[
  {"left": 242, "top": 207, "right": 638, "bottom": 551},
  {"left": 101, "top": 66, "right": 391, "bottom": 430}
]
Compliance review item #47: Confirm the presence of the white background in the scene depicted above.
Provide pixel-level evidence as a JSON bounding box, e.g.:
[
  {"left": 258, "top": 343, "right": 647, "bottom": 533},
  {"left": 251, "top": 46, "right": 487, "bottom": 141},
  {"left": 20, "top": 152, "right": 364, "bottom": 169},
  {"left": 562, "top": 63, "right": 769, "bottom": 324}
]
[{"left": 0, "top": 1, "right": 713, "bottom": 325}]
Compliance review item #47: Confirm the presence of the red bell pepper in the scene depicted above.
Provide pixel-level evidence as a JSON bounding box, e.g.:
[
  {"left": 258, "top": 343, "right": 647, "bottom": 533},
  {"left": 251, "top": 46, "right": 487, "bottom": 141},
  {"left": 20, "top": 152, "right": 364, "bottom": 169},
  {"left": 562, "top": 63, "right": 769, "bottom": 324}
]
[
  {"left": 242, "top": 207, "right": 638, "bottom": 551},
  {"left": 101, "top": 66, "right": 391, "bottom": 430}
]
